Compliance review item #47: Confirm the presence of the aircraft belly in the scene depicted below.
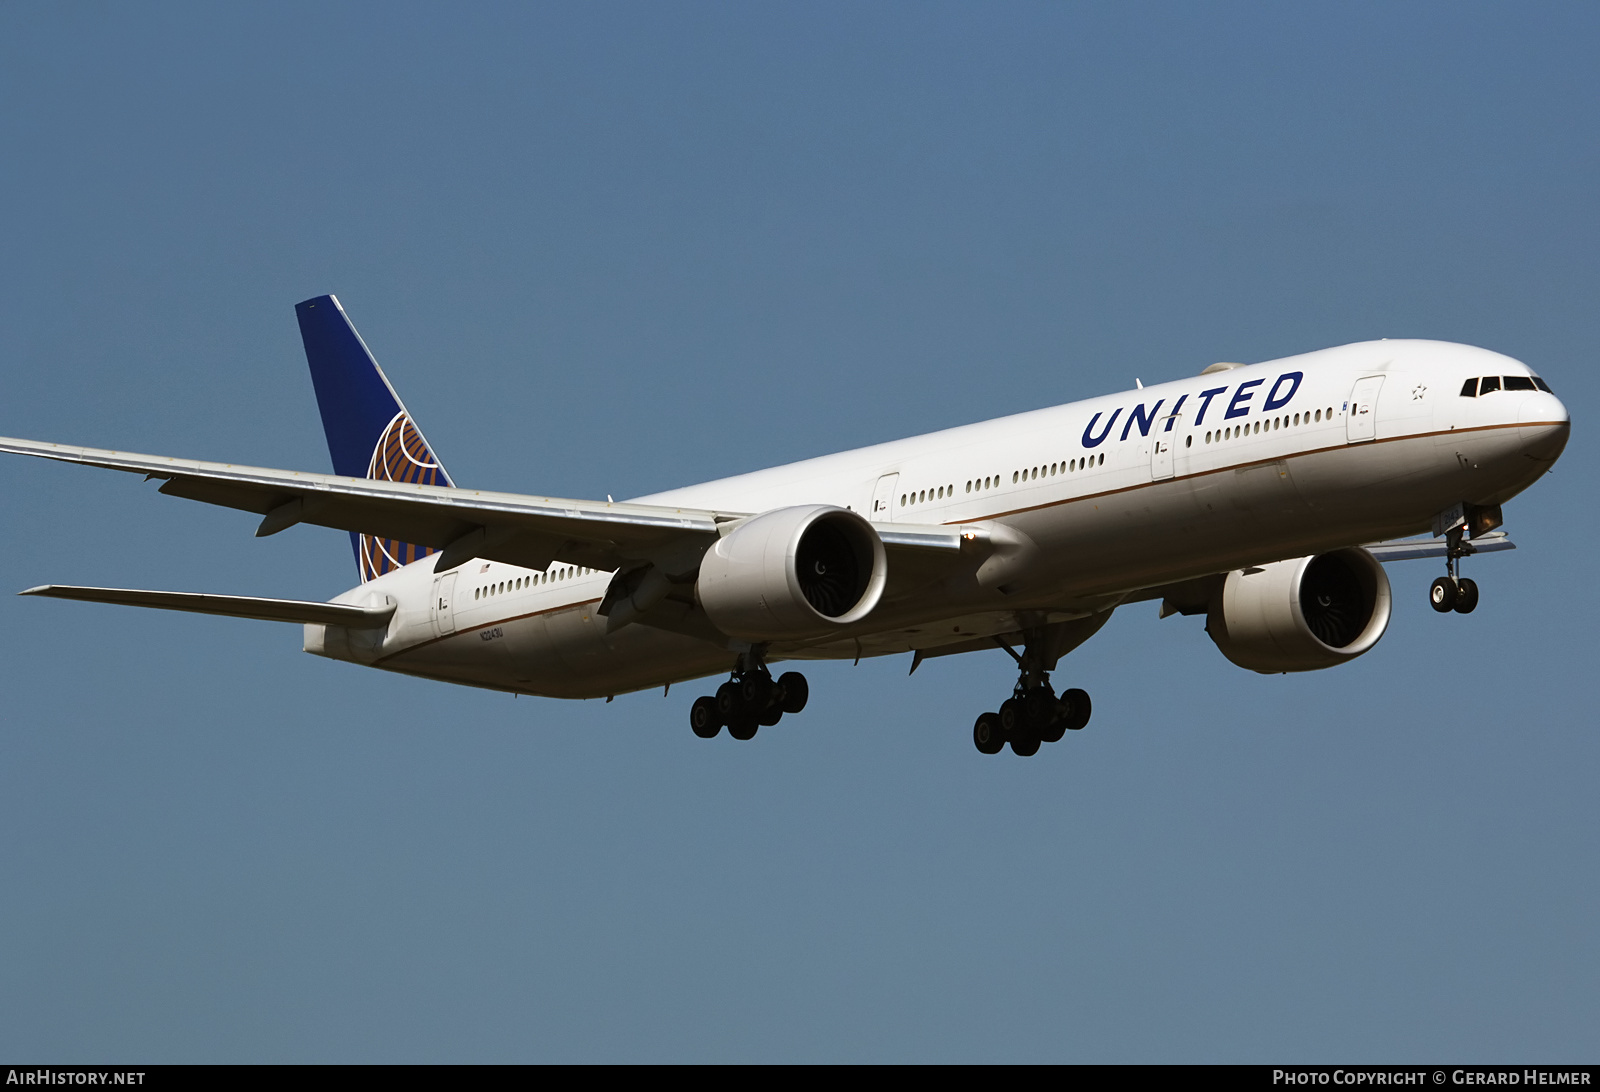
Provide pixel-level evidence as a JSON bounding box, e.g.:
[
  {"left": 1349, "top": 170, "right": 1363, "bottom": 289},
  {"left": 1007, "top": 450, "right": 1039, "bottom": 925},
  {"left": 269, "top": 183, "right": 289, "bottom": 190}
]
[{"left": 383, "top": 598, "right": 732, "bottom": 700}]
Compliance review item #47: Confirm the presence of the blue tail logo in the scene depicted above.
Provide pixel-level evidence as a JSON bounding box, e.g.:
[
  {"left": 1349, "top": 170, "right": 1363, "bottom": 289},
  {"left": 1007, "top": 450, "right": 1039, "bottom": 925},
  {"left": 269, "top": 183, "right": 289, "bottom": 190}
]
[{"left": 295, "top": 294, "right": 455, "bottom": 582}]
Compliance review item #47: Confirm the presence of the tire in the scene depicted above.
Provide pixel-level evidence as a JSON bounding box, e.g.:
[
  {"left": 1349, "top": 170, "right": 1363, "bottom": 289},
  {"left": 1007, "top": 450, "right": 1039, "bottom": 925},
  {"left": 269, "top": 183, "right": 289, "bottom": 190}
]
[
  {"left": 758, "top": 705, "right": 784, "bottom": 727},
  {"left": 727, "top": 717, "right": 758, "bottom": 741},
  {"left": 998, "top": 698, "right": 1022, "bottom": 736},
  {"left": 1024, "top": 686, "right": 1059, "bottom": 735},
  {"left": 1030, "top": 688, "right": 1068, "bottom": 739},
  {"left": 1009, "top": 733, "right": 1041, "bottom": 757},
  {"left": 1454, "top": 577, "right": 1479, "bottom": 614},
  {"left": 1430, "top": 576, "right": 1458, "bottom": 613},
  {"left": 973, "top": 712, "right": 1004, "bottom": 755},
  {"left": 716, "top": 680, "right": 744, "bottom": 721},
  {"left": 777, "top": 672, "right": 809, "bottom": 714},
  {"left": 741, "top": 674, "right": 775, "bottom": 713},
  {"left": 1061, "top": 688, "right": 1091, "bottom": 732},
  {"left": 689, "top": 696, "right": 721, "bottom": 738}
]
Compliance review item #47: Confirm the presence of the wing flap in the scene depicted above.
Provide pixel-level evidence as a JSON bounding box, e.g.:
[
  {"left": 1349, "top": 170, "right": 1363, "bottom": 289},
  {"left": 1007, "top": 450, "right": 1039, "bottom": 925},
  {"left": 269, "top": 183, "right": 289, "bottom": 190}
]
[{"left": 20, "top": 585, "right": 396, "bottom": 628}]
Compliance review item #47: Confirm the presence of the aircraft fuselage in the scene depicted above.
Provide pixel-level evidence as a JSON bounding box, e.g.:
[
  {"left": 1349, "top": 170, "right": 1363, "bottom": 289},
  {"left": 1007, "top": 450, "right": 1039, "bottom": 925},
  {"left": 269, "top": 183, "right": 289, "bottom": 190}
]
[{"left": 311, "top": 339, "right": 1569, "bottom": 698}]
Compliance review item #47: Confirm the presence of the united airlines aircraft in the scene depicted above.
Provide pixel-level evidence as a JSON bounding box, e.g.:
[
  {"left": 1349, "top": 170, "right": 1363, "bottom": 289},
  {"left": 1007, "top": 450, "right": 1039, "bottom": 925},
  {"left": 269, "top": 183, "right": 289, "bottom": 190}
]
[{"left": 2, "top": 296, "right": 1570, "bottom": 755}]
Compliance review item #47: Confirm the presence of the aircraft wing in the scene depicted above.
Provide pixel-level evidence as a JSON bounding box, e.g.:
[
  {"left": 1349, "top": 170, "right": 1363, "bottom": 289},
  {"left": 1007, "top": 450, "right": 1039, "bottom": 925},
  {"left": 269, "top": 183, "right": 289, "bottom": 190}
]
[
  {"left": 0, "top": 436, "right": 969, "bottom": 577},
  {"left": 0, "top": 435, "right": 731, "bottom": 574}
]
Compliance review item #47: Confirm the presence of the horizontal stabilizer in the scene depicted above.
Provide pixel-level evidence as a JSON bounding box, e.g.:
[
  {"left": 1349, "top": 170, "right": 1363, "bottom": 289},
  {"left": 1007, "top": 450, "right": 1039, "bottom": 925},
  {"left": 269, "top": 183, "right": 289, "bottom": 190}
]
[
  {"left": 1363, "top": 530, "right": 1514, "bottom": 562},
  {"left": 19, "top": 585, "right": 395, "bottom": 629}
]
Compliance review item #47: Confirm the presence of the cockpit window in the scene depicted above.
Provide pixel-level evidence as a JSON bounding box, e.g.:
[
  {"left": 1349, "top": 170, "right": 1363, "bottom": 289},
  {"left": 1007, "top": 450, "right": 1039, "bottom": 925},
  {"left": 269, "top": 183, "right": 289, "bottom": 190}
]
[{"left": 1462, "top": 375, "right": 1553, "bottom": 396}]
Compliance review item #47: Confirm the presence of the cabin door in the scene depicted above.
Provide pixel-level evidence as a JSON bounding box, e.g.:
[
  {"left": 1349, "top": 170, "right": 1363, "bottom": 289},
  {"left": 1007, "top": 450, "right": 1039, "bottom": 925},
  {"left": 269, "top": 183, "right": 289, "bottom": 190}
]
[
  {"left": 870, "top": 473, "right": 900, "bottom": 522},
  {"left": 1151, "top": 416, "right": 1178, "bottom": 480},
  {"left": 1347, "top": 376, "right": 1385, "bottom": 443},
  {"left": 431, "top": 571, "right": 458, "bottom": 636}
]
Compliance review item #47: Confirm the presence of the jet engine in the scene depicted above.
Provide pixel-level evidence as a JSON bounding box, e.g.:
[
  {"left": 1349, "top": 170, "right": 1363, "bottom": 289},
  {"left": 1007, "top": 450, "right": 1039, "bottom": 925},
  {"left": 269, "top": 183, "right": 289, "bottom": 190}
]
[
  {"left": 697, "top": 505, "right": 887, "bottom": 642},
  {"left": 1206, "top": 548, "right": 1392, "bottom": 673}
]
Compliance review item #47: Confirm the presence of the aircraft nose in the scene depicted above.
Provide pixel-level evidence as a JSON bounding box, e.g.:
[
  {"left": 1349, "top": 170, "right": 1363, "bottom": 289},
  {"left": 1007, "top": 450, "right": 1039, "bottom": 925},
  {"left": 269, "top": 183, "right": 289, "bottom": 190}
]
[{"left": 1518, "top": 390, "right": 1570, "bottom": 466}]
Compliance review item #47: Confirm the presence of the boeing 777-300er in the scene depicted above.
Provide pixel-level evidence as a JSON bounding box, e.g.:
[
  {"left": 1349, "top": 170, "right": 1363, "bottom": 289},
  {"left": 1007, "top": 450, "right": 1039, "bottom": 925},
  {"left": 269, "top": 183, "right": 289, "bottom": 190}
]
[{"left": 1, "top": 296, "right": 1571, "bottom": 755}]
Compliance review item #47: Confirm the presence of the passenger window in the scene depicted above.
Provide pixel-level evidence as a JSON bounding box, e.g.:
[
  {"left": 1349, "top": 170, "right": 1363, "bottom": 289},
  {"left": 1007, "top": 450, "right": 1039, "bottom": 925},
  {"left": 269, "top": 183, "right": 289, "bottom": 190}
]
[
  {"left": 1504, "top": 376, "right": 1536, "bottom": 391},
  {"left": 1480, "top": 376, "right": 1501, "bottom": 394}
]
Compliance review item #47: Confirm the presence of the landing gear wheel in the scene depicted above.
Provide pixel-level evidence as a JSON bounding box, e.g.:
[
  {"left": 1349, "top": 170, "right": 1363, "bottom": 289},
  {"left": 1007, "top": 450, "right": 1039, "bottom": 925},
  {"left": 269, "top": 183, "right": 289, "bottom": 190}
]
[
  {"left": 973, "top": 712, "right": 1004, "bottom": 755},
  {"left": 727, "top": 717, "right": 758, "bottom": 741},
  {"left": 776, "top": 672, "right": 809, "bottom": 714},
  {"left": 1024, "top": 686, "right": 1060, "bottom": 737},
  {"left": 1060, "top": 688, "right": 1091, "bottom": 732},
  {"left": 741, "top": 674, "right": 775, "bottom": 711},
  {"left": 690, "top": 696, "right": 722, "bottom": 738},
  {"left": 715, "top": 680, "right": 744, "bottom": 722},
  {"left": 1430, "top": 576, "right": 1458, "bottom": 613},
  {"left": 997, "top": 698, "right": 1022, "bottom": 737},
  {"left": 758, "top": 705, "right": 784, "bottom": 727},
  {"left": 1009, "top": 733, "right": 1041, "bottom": 757},
  {"left": 1454, "top": 577, "right": 1479, "bottom": 614}
]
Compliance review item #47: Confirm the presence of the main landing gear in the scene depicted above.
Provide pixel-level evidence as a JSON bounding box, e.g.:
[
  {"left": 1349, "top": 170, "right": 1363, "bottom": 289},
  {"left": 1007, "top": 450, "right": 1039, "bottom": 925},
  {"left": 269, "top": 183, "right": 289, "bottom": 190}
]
[
  {"left": 1429, "top": 526, "right": 1480, "bottom": 615},
  {"left": 688, "top": 657, "right": 809, "bottom": 741},
  {"left": 972, "top": 633, "right": 1092, "bottom": 757}
]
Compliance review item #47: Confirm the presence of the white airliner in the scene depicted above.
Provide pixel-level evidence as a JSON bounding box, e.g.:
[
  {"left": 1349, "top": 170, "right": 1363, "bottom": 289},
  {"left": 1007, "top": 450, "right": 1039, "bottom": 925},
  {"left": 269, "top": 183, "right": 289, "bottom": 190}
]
[{"left": 3, "top": 296, "right": 1570, "bottom": 755}]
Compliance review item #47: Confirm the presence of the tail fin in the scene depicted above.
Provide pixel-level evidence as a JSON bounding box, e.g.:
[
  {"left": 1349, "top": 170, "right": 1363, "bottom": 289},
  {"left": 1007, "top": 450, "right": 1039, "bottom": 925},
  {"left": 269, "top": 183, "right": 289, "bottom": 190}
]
[{"left": 295, "top": 294, "right": 455, "bottom": 582}]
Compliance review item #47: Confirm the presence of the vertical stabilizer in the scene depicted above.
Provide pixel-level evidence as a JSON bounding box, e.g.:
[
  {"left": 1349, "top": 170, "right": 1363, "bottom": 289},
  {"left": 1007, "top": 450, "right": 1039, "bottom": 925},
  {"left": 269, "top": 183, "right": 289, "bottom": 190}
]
[{"left": 295, "top": 295, "right": 455, "bottom": 582}]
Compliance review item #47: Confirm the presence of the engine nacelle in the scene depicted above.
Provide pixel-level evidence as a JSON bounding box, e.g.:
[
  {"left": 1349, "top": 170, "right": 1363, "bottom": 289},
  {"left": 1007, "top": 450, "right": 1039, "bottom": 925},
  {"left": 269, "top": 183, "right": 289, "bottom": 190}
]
[
  {"left": 1206, "top": 548, "right": 1392, "bottom": 673},
  {"left": 697, "top": 505, "right": 887, "bottom": 642}
]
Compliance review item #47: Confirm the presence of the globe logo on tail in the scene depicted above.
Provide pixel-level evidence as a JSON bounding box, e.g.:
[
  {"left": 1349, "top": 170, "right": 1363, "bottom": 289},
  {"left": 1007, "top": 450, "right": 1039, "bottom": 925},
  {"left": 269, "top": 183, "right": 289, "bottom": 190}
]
[{"left": 359, "top": 411, "right": 449, "bottom": 582}]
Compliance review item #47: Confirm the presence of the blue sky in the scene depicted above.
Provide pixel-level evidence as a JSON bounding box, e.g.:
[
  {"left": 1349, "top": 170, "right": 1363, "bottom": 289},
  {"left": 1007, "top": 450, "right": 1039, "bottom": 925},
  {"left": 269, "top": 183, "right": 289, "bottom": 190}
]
[{"left": 1, "top": 2, "right": 1595, "bottom": 1062}]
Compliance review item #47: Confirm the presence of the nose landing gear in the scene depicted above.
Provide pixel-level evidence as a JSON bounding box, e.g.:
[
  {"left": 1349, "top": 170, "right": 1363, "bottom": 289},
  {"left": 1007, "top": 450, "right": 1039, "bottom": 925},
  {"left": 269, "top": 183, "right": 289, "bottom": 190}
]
[
  {"left": 1429, "top": 526, "right": 1480, "bottom": 615},
  {"left": 688, "top": 653, "right": 809, "bottom": 740}
]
